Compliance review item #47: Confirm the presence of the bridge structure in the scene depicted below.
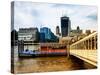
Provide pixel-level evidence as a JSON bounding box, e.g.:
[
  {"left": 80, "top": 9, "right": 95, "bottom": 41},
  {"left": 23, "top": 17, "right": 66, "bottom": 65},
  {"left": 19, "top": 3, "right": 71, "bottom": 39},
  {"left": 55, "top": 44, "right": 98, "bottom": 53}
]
[{"left": 70, "top": 32, "right": 97, "bottom": 66}]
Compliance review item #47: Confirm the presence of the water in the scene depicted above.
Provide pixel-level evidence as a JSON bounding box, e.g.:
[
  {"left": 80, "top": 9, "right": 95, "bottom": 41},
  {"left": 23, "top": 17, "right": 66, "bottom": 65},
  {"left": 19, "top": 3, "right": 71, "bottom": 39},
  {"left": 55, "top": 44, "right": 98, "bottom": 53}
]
[
  {"left": 14, "top": 56, "right": 96, "bottom": 73},
  {"left": 12, "top": 45, "right": 97, "bottom": 74}
]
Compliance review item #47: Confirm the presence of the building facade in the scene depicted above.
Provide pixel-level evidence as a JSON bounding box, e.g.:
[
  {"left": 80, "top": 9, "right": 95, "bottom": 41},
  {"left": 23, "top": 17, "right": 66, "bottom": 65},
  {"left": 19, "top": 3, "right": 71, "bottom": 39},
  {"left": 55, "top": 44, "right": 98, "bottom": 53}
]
[
  {"left": 40, "top": 27, "right": 51, "bottom": 41},
  {"left": 18, "top": 28, "right": 39, "bottom": 42},
  {"left": 61, "top": 16, "right": 71, "bottom": 37},
  {"left": 69, "top": 26, "right": 82, "bottom": 37},
  {"left": 85, "top": 30, "right": 91, "bottom": 35},
  {"left": 39, "top": 32, "right": 45, "bottom": 42},
  {"left": 40, "top": 27, "right": 58, "bottom": 42}
]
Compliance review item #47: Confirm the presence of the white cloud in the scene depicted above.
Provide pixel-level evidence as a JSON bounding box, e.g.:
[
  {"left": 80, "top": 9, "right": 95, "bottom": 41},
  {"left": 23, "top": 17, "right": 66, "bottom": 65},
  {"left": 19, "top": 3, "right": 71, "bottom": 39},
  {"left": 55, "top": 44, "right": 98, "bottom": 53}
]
[{"left": 13, "top": 1, "right": 98, "bottom": 34}]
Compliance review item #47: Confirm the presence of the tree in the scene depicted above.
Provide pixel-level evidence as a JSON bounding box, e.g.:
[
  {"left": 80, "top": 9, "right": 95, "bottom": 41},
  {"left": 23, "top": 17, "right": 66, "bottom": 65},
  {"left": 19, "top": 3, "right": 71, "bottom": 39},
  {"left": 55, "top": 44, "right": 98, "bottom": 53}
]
[
  {"left": 11, "top": 29, "right": 18, "bottom": 46},
  {"left": 11, "top": 29, "right": 18, "bottom": 41}
]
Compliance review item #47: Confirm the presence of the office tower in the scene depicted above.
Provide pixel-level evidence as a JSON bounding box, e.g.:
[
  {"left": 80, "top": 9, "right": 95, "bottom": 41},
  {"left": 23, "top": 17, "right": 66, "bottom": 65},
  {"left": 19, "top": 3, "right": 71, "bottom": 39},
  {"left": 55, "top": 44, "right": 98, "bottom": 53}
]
[
  {"left": 61, "top": 16, "right": 71, "bottom": 37},
  {"left": 56, "top": 26, "right": 60, "bottom": 35},
  {"left": 40, "top": 27, "right": 58, "bottom": 42}
]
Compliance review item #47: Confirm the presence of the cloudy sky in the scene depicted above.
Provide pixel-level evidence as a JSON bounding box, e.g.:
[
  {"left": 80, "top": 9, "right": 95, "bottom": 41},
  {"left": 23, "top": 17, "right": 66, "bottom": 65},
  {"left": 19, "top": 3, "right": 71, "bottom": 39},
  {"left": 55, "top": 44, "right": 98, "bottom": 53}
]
[{"left": 13, "top": 1, "right": 98, "bottom": 34}]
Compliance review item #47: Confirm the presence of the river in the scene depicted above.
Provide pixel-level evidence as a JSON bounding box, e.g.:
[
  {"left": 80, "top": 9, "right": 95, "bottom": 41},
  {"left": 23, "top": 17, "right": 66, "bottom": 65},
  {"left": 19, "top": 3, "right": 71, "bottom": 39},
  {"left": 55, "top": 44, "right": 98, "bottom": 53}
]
[
  {"left": 14, "top": 56, "right": 97, "bottom": 73},
  {"left": 12, "top": 45, "right": 97, "bottom": 74}
]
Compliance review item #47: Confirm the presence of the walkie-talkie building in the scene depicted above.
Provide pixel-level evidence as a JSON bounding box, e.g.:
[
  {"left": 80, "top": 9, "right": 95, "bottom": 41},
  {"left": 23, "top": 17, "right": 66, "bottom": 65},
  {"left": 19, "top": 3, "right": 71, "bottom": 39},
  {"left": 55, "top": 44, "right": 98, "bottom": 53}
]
[{"left": 61, "top": 16, "right": 71, "bottom": 37}]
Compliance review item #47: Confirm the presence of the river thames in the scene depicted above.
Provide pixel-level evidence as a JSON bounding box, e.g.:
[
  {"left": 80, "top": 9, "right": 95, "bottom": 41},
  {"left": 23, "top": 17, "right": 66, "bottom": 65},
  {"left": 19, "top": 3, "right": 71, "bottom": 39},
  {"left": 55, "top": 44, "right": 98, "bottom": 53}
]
[
  {"left": 14, "top": 56, "right": 96, "bottom": 73},
  {"left": 12, "top": 45, "right": 97, "bottom": 74}
]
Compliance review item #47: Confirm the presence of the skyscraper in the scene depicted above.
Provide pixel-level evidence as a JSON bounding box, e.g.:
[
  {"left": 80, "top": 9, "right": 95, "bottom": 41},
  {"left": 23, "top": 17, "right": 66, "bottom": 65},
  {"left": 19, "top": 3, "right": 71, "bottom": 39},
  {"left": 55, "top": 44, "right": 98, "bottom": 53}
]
[
  {"left": 61, "top": 16, "right": 71, "bottom": 37},
  {"left": 56, "top": 26, "right": 60, "bottom": 36},
  {"left": 40, "top": 27, "right": 58, "bottom": 42},
  {"left": 40, "top": 27, "right": 51, "bottom": 40}
]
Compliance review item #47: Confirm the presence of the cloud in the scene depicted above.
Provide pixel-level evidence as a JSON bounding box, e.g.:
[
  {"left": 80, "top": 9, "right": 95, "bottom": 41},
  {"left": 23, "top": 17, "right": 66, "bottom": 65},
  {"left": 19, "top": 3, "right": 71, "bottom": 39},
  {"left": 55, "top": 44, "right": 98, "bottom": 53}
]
[
  {"left": 86, "top": 14, "right": 97, "bottom": 21},
  {"left": 14, "top": 1, "right": 98, "bottom": 33}
]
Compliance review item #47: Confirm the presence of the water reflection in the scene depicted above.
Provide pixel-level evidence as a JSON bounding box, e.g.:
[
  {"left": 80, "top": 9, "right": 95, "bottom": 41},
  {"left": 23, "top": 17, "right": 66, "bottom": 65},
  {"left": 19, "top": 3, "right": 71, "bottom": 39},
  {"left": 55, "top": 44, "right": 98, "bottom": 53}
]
[{"left": 15, "top": 55, "right": 96, "bottom": 73}]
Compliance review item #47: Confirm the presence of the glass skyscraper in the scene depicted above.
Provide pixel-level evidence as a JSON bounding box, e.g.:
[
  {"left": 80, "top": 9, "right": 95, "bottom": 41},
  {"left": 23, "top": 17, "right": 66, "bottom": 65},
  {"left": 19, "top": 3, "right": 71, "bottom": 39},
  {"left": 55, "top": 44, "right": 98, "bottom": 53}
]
[
  {"left": 61, "top": 16, "right": 71, "bottom": 37},
  {"left": 40, "top": 27, "right": 58, "bottom": 42}
]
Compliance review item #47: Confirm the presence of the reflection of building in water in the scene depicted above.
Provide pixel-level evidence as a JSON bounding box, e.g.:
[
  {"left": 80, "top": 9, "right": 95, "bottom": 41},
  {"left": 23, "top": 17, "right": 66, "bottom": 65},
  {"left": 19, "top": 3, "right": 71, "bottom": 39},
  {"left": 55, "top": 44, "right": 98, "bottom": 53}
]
[{"left": 18, "top": 28, "right": 39, "bottom": 42}]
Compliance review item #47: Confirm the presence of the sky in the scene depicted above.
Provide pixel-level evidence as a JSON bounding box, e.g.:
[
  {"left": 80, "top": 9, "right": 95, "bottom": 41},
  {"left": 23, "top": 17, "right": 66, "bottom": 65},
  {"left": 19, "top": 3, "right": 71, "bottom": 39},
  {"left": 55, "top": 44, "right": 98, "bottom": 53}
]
[{"left": 13, "top": 1, "right": 98, "bottom": 34}]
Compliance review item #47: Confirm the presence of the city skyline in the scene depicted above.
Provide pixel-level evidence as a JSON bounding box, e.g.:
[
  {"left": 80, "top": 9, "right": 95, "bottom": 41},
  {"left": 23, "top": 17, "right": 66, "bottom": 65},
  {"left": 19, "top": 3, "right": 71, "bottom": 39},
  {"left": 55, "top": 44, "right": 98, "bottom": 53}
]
[
  {"left": 11, "top": 2, "right": 98, "bottom": 73},
  {"left": 14, "top": 1, "right": 97, "bottom": 34}
]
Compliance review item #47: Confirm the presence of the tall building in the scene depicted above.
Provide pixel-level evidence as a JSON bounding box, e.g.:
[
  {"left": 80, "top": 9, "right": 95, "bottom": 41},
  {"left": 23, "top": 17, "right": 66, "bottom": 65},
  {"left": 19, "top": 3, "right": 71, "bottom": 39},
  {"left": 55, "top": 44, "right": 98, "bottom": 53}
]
[
  {"left": 39, "top": 33, "right": 45, "bottom": 42},
  {"left": 40, "top": 27, "right": 58, "bottom": 42},
  {"left": 40, "top": 27, "right": 51, "bottom": 40},
  {"left": 56, "top": 26, "right": 61, "bottom": 37},
  {"left": 61, "top": 16, "right": 71, "bottom": 37},
  {"left": 56, "top": 26, "right": 60, "bottom": 35}
]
